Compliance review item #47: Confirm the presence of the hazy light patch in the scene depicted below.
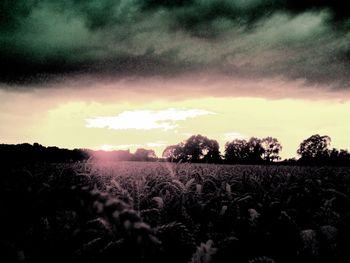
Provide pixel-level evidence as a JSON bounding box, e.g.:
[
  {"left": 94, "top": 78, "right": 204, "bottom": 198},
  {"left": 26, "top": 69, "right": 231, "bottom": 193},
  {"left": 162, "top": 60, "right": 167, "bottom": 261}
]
[
  {"left": 100, "top": 141, "right": 167, "bottom": 152},
  {"left": 85, "top": 108, "right": 215, "bottom": 130},
  {"left": 100, "top": 144, "right": 140, "bottom": 151}
]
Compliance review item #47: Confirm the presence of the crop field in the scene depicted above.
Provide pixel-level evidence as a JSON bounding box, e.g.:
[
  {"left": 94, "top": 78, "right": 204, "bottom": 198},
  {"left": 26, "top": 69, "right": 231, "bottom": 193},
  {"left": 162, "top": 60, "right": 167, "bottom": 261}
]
[{"left": 2, "top": 162, "right": 350, "bottom": 263}]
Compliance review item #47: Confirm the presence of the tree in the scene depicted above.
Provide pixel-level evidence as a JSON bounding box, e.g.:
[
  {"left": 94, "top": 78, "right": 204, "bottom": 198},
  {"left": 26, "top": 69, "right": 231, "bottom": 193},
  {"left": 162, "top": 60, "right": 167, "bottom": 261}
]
[
  {"left": 182, "top": 135, "right": 221, "bottom": 163},
  {"left": 162, "top": 135, "right": 221, "bottom": 163},
  {"left": 246, "top": 137, "right": 264, "bottom": 163},
  {"left": 329, "top": 148, "right": 350, "bottom": 165},
  {"left": 261, "top": 137, "right": 282, "bottom": 162},
  {"left": 202, "top": 139, "right": 222, "bottom": 163},
  {"left": 297, "top": 134, "right": 331, "bottom": 162},
  {"left": 224, "top": 139, "right": 249, "bottom": 163},
  {"left": 162, "top": 143, "right": 186, "bottom": 162},
  {"left": 338, "top": 149, "right": 350, "bottom": 160},
  {"left": 224, "top": 137, "right": 265, "bottom": 164},
  {"left": 133, "top": 148, "right": 157, "bottom": 161}
]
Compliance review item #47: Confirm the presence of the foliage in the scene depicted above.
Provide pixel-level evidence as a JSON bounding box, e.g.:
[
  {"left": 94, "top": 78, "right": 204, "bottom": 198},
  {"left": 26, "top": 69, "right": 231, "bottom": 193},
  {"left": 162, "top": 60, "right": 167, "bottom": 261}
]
[
  {"left": 2, "top": 162, "right": 350, "bottom": 263},
  {"left": 162, "top": 143, "right": 187, "bottom": 162},
  {"left": 0, "top": 143, "right": 87, "bottom": 163},
  {"left": 224, "top": 139, "right": 250, "bottom": 163},
  {"left": 162, "top": 135, "right": 221, "bottom": 163},
  {"left": 296, "top": 135, "right": 350, "bottom": 165},
  {"left": 225, "top": 137, "right": 281, "bottom": 164},
  {"left": 328, "top": 148, "right": 350, "bottom": 166},
  {"left": 261, "top": 137, "right": 282, "bottom": 162},
  {"left": 2, "top": 134, "right": 350, "bottom": 166},
  {"left": 297, "top": 134, "right": 331, "bottom": 161}
]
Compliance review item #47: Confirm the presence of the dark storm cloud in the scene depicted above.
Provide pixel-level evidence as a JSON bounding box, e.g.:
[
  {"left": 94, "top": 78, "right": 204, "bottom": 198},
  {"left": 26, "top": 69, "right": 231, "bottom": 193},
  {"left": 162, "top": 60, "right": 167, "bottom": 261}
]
[{"left": 1, "top": 0, "right": 350, "bottom": 88}]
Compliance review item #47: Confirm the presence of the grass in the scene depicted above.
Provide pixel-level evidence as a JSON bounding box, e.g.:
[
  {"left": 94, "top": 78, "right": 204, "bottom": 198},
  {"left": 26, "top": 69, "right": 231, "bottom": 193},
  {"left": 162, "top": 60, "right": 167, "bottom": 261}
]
[{"left": 1, "top": 161, "right": 350, "bottom": 263}]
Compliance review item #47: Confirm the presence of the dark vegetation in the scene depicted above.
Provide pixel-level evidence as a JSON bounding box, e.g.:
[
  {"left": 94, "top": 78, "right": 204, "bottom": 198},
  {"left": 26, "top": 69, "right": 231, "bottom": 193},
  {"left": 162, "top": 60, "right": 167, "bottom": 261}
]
[
  {"left": 163, "top": 134, "right": 350, "bottom": 166},
  {"left": 0, "top": 143, "right": 87, "bottom": 163},
  {"left": 0, "top": 144, "right": 157, "bottom": 164},
  {"left": 1, "top": 162, "right": 350, "bottom": 263},
  {"left": 1, "top": 134, "right": 350, "bottom": 166},
  {"left": 1, "top": 134, "right": 350, "bottom": 262}
]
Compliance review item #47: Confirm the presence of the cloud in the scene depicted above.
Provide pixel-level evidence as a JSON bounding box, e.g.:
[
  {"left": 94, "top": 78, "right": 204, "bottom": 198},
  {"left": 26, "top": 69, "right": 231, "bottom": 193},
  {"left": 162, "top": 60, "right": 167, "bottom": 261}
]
[
  {"left": 85, "top": 108, "right": 215, "bottom": 130},
  {"left": 1, "top": 0, "right": 350, "bottom": 91},
  {"left": 146, "top": 141, "right": 167, "bottom": 147}
]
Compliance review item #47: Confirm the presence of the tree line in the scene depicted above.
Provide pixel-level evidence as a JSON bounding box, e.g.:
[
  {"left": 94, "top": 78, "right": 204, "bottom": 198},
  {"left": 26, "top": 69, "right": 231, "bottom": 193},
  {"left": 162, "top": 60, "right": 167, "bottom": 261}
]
[
  {"left": 162, "top": 135, "right": 280, "bottom": 164},
  {"left": 1, "top": 134, "right": 349, "bottom": 165},
  {"left": 0, "top": 143, "right": 158, "bottom": 164},
  {"left": 0, "top": 143, "right": 87, "bottom": 164},
  {"left": 162, "top": 134, "right": 350, "bottom": 166}
]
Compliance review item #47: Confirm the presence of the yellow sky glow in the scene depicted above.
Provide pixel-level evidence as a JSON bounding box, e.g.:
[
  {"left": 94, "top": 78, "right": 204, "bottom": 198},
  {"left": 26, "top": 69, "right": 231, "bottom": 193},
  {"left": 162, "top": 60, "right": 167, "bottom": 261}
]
[{"left": 1, "top": 84, "right": 350, "bottom": 159}]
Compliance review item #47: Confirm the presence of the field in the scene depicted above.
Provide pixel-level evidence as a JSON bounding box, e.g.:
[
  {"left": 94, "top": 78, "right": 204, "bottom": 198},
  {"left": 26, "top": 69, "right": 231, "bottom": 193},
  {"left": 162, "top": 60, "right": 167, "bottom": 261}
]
[{"left": 2, "top": 161, "right": 350, "bottom": 263}]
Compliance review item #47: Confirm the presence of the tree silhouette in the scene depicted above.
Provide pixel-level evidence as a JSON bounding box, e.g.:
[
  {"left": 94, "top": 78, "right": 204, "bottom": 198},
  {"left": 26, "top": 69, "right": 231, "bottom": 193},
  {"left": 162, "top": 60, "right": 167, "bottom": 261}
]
[
  {"left": 328, "top": 148, "right": 350, "bottom": 166},
  {"left": 224, "top": 137, "right": 265, "bottom": 164},
  {"left": 297, "top": 134, "right": 331, "bottom": 163},
  {"left": 183, "top": 135, "right": 221, "bottom": 163},
  {"left": 2, "top": 135, "right": 349, "bottom": 165},
  {"left": 201, "top": 139, "right": 221, "bottom": 163},
  {"left": 224, "top": 139, "right": 249, "bottom": 164},
  {"left": 0, "top": 143, "right": 87, "bottom": 163},
  {"left": 162, "top": 143, "right": 186, "bottom": 162},
  {"left": 247, "top": 137, "right": 264, "bottom": 163},
  {"left": 261, "top": 137, "right": 282, "bottom": 162},
  {"left": 162, "top": 135, "right": 221, "bottom": 163}
]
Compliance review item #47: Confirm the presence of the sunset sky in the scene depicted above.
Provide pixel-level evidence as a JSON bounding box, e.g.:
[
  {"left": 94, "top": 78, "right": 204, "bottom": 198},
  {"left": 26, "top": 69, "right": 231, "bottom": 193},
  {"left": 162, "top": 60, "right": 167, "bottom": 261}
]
[{"left": 1, "top": 1, "right": 350, "bottom": 159}]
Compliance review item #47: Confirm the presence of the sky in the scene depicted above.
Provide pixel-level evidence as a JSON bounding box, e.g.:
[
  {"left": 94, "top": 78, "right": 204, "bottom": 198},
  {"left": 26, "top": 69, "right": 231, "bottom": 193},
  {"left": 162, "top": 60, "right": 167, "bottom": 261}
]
[{"left": 1, "top": 0, "right": 350, "bottom": 159}]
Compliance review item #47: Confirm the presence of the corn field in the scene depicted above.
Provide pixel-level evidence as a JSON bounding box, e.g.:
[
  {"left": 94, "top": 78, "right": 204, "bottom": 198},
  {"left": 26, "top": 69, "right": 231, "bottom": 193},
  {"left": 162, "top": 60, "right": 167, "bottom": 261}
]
[{"left": 1, "top": 161, "right": 350, "bottom": 263}]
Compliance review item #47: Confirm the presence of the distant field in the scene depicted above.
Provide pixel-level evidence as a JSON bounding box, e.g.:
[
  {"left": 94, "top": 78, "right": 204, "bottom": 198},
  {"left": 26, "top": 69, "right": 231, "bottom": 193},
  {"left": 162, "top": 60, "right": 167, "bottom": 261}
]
[
  {"left": 71, "top": 161, "right": 350, "bottom": 180},
  {"left": 2, "top": 162, "right": 350, "bottom": 263}
]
